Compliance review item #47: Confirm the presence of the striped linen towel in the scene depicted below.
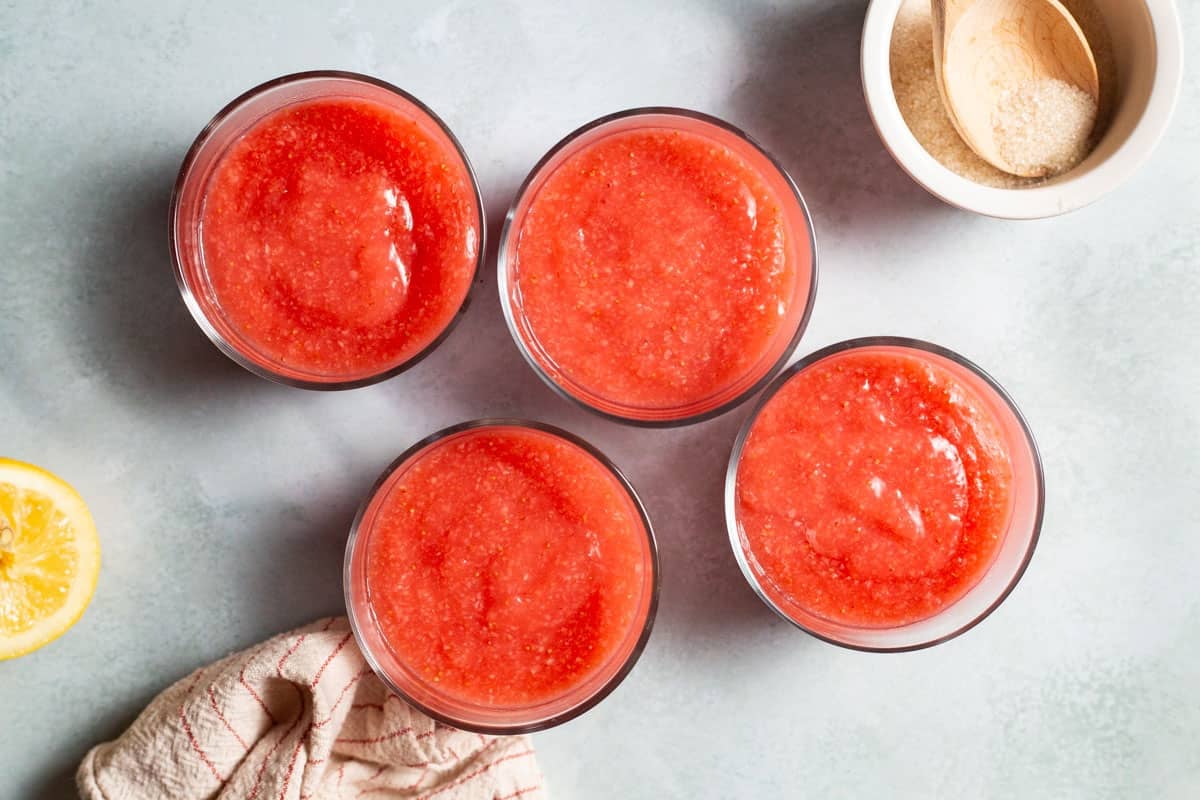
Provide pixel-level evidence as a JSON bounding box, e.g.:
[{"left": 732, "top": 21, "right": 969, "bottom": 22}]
[{"left": 77, "top": 617, "right": 545, "bottom": 800}]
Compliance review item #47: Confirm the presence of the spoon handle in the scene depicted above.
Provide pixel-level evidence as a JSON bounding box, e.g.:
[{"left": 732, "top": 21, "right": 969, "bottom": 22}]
[{"left": 930, "top": 0, "right": 976, "bottom": 147}]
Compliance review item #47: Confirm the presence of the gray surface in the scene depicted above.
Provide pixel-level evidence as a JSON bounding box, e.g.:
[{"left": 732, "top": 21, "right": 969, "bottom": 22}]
[{"left": 1, "top": 1, "right": 1198, "bottom": 797}]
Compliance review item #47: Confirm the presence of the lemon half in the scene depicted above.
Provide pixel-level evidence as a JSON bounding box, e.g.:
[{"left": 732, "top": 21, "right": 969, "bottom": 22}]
[{"left": 0, "top": 458, "right": 100, "bottom": 660}]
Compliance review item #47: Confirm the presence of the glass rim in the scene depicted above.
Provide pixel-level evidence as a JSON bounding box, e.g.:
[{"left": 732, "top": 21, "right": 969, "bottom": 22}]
[
  {"left": 343, "top": 418, "right": 661, "bottom": 733},
  {"left": 168, "top": 69, "right": 487, "bottom": 391},
  {"left": 724, "top": 336, "right": 1046, "bottom": 652},
  {"left": 496, "top": 106, "right": 820, "bottom": 427}
]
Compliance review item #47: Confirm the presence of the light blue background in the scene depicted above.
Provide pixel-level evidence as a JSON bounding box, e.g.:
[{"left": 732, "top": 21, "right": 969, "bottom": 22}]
[{"left": 1, "top": 1, "right": 1197, "bottom": 797}]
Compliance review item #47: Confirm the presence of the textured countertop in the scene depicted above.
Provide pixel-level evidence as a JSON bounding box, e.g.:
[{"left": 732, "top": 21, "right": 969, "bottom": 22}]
[{"left": 1, "top": 1, "right": 1198, "bottom": 797}]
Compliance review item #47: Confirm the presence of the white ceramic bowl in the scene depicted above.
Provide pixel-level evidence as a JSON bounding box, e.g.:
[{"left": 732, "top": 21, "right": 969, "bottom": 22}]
[{"left": 861, "top": 0, "right": 1184, "bottom": 219}]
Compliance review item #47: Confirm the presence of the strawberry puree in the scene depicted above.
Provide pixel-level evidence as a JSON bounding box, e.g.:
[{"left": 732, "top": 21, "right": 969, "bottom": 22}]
[
  {"left": 736, "top": 349, "right": 1014, "bottom": 627},
  {"left": 512, "top": 127, "right": 800, "bottom": 411},
  {"left": 365, "top": 426, "right": 650, "bottom": 706},
  {"left": 201, "top": 97, "right": 478, "bottom": 378}
]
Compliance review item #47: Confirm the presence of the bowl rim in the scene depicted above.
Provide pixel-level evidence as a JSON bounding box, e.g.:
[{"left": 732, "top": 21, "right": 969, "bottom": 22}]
[
  {"left": 168, "top": 69, "right": 487, "bottom": 390},
  {"left": 496, "top": 106, "right": 820, "bottom": 427},
  {"left": 724, "top": 336, "right": 1046, "bottom": 652},
  {"left": 343, "top": 417, "right": 661, "bottom": 733},
  {"left": 860, "top": 0, "right": 1184, "bottom": 219}
]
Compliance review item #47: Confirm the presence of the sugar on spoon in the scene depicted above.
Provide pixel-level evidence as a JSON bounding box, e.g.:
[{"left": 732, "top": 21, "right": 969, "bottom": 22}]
[{"left": 931, "top": 0, "right": 1100, "bottom": 178}]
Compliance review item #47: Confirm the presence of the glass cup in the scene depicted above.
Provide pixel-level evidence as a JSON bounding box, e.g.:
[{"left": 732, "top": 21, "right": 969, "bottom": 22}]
[
  {"left": 726, "top": 337, "right": 1045, "bottom": 651},
  {"left": 498, "top": 107, "right": 818, "bottom": 426},
  {"left": 344, "top": 419, "right": 660, "bottom": 733},
  {"left": 170, "top": 71, "right": 484, "bottom": 389}
]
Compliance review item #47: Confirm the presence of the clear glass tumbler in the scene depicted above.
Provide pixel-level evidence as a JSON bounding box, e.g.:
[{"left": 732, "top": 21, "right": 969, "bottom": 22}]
[
  {"left": 726, "top": 337, "right": 1045, "bottom": 651},
  {"left": 499, "top": 108, "right": 818, "bottom": 426},
  {"left": 170, "top": 71, "right": 484, "bottom": 389},
  {"left": 344, "top": 419, "right": 660, "bottom": 732}
]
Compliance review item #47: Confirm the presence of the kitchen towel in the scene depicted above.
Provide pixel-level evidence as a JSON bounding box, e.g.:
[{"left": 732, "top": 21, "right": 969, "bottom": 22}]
[{"left": 77, "top": 617, "right": 545, "bottom": 799}]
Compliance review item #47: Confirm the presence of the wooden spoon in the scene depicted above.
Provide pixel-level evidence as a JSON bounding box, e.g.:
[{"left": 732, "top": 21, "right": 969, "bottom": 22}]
[{"left": 931, "top": 0, "right": 1100, "bottom": 177}]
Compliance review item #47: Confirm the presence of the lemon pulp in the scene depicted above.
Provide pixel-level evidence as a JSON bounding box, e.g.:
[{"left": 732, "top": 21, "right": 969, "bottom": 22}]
[{"left": 0, "top": 459, "right": 100, "bottom": 660}]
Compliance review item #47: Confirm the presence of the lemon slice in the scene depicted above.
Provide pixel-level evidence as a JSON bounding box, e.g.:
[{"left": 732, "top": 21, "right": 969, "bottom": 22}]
[{"left": 0, "top": 458, "right": 100, "bottom": 660}]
